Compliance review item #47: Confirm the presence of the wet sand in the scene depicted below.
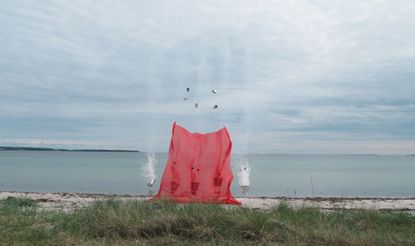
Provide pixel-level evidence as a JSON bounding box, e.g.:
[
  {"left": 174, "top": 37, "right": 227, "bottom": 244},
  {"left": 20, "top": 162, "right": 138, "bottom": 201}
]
[{"left": 1, "top": 191, "right": 415, "bottom": 212}]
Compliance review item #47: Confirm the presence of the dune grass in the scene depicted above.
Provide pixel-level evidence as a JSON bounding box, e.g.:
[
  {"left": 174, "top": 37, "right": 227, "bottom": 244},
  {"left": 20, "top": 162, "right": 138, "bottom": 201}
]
[{"left": 0, "top": 197, "right": 414, "bottom": 245}]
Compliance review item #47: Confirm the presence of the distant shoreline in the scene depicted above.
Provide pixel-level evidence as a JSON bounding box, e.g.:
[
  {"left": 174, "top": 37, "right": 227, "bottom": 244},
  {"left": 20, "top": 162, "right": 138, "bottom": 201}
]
[
  {"left": 0, "top": 146, "right": 140, "bottom": 153},
  {"left": 0, "top": 146, "right": 413, "bottom": 155}
]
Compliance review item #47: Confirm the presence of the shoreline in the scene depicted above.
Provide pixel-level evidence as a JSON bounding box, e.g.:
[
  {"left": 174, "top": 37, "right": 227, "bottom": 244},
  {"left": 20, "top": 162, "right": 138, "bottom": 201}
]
[
  {"left": 1, "top": 191, "right": 415, "bottom": 212},
  {"left": 0, "top": 146, "right": 139, "bottom": 152}
]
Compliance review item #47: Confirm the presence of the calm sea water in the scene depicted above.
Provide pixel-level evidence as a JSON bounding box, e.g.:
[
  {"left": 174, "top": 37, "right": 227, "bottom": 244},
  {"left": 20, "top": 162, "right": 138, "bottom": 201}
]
[{"left": 0, "top": 151, "right": 414, "bottom": 197}]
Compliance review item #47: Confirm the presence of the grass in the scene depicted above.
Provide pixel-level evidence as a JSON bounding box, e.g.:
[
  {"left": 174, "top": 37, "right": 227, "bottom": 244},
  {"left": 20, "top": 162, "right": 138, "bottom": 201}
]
[{"left": 0, "top": 197, "right": 414, "bottom": 245}]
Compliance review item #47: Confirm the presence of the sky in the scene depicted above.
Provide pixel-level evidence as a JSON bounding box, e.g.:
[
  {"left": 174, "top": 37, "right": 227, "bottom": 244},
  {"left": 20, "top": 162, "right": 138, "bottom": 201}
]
[{"left": 0, "top": 0, "right": 414, "bottom": 154}]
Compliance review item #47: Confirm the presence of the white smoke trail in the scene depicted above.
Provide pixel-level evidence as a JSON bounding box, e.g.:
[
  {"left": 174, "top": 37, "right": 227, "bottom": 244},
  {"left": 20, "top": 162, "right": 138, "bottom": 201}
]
[
  {"left": 144, "top": 152, "right": 157, "bottom": 187},
  {"left": 238, "top": 154, "right": 251, "bottom": 197}
]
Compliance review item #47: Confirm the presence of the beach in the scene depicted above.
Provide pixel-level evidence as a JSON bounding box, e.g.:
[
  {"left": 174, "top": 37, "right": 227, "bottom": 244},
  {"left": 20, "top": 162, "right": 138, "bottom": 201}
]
[{"left": 1, "top": 191, "right": 414, "bottom": 212}]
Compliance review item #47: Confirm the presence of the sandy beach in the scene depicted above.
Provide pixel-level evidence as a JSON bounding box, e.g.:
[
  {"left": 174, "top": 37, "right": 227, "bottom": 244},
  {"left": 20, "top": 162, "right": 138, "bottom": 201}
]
[{"left": 1, "top": 191, "right": 415, "bottom": 212}]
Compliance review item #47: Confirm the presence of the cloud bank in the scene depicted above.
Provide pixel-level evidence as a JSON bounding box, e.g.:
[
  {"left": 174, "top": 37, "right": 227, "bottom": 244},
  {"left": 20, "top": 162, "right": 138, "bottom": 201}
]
[{"left": 1, "top": 0, "right": 414, "bottom": 154}]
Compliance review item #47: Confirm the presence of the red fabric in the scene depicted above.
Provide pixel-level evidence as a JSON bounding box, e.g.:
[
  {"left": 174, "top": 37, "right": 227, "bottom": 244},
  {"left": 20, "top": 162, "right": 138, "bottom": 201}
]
[{"left": 154, "top": 122, "right": 240, "bottom": 205}]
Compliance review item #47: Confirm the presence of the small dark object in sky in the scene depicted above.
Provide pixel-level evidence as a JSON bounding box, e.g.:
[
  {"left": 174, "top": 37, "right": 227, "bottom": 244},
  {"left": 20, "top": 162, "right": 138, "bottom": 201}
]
[
  {"left": 195, "top": 103, "right": 199, "bottom": 108},
  {"left": 186, "top": 88, "right": 190, "bottom": 92},
  {"left": 183, "top": 97, "right": 188, "bottom": 101},
  {"left": 213, "top": 105, "right": 218, "bottom": 109},
  {"left": 212, "top": 89, "right": 217, "bottom": 94}
]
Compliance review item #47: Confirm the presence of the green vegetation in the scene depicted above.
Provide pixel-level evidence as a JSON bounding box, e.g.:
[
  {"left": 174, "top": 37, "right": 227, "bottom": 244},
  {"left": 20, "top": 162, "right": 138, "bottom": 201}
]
[
  {"left": 2, "top": 196, "right": 38, "bottom": 208},
  {"left": 1, "top": 197, "right": 414, "bottom": 245}
]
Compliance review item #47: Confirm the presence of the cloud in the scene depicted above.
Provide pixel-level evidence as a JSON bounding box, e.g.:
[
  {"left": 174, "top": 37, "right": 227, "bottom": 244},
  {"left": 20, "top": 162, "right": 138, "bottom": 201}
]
[{"left": 0, "top": 0, "right": 414, "bottom": 153}]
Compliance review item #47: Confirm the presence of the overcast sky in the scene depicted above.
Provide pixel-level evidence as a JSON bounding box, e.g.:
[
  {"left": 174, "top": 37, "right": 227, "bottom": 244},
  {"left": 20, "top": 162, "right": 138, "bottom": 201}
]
[{"left": 1, "top": 0, "right": 414, "bottom": 154}]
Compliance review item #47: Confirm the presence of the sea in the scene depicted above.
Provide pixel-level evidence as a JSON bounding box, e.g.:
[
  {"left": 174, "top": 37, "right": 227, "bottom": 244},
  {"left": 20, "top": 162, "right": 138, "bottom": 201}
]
[{"left": 1, "top": 151, "right": 414, "bottom": 198}]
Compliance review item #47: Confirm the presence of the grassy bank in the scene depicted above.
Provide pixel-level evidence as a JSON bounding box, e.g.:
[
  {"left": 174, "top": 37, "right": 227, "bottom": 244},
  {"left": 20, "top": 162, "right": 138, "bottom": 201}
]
[{"left": 0, "top": 197, "right": 414, "bottom": 245}]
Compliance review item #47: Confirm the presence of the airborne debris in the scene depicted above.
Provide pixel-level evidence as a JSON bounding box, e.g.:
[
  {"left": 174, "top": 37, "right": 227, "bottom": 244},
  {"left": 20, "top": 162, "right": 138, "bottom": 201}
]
[
  {"left": 182, "top": 88, "right": 219, "bottom": 110},
  {"left": 147, "top": 177, "right": 156, "bottom": 187}
]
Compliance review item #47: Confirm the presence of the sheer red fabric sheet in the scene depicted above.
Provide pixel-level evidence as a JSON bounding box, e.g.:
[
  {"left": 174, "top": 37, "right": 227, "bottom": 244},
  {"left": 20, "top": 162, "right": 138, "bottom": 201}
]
[{"left": 153, "top": 122, "right": 240, "bottom": 205}]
